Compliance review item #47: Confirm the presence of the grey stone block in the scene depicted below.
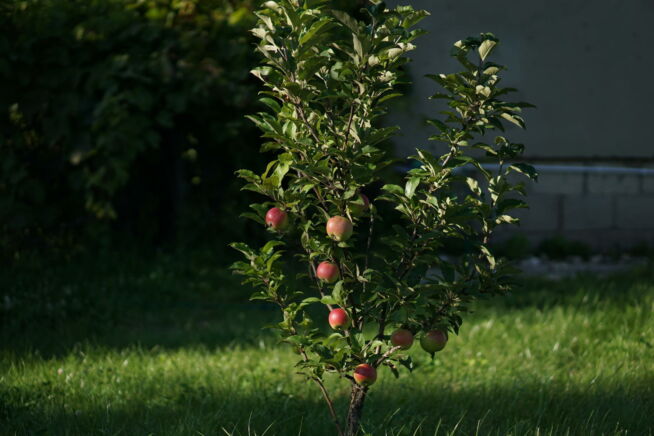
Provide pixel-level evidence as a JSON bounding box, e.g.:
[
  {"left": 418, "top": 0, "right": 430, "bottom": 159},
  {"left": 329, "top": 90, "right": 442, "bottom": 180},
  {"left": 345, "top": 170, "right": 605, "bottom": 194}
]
[
  {"left": 587, "top": 174, "right": 640, "bottom": 195},
  {"left": 616, "top": 196, "right": 654, "bottom": 229},
  {"left": 529, "top": 173, "right": 584, "bottom": 195},
  {"left": 494, "top": 228, "right": 654, "bottom": 251},
  {"left": 563, "top": 195, "right": 613, "bottom": 230},
  {"left": 643, "top": 176, "right": 654, "bottom": 194},
  {"left": 513, "top": 194, "right": 560, "bottom": 231}
]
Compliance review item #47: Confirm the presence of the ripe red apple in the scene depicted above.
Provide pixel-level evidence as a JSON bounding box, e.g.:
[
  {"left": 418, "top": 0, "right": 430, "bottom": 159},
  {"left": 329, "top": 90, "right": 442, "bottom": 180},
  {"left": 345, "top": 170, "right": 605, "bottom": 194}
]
[
  {"left": 420, "top": 330, "right": 448, "bottom": 353},
  {"left": 349, "top": 193, "right": 370, "bottom": 216},
  {"left": 316, "top": 261, "right": 340, "bottom": 284},
  {"left": 265, "top": 207, "right": 288, "bottom": 230},
  {"left": 353, "top": 363, "right": 377, "bottom": 386},
  {"left": 328, "top": 308, "right": 349, "bottom": 329},
  {"left": 326, "top": 216, "right": 353, "bottom": 241},
  {"left": 390, "top": 328, "right": 414, "bottom": 350}
]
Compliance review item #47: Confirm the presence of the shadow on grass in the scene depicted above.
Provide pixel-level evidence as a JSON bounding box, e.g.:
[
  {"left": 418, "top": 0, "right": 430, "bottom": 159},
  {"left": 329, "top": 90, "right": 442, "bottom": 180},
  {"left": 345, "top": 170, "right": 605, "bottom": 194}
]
[
  {"left": 476, "top": 264, "right": 654, "bottom": 312},
  {"left": 2, "top": 379, "right": 652, "bottom": 435},
  {"left": 2, "top": 252, "right": 653, "bottom": 434},
  {"left": 2, "top": 250, "right": 653, "bottom": 358},
  {"left": 1, "top": 249, "right": 275, "bottom": 357}
]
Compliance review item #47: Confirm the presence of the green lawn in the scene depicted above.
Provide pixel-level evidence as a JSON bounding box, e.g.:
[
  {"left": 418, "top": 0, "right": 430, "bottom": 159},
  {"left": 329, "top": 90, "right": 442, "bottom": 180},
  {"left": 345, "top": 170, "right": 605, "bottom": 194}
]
[{"left": 1, "top": 252, "right": 653, "bottom": 435}]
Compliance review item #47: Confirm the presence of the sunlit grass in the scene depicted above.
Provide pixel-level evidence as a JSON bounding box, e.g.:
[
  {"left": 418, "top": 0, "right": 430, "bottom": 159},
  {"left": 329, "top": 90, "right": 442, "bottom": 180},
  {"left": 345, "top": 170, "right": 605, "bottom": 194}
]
[{"left": 1, "top": 254, "right": 653, "bottom": 435}]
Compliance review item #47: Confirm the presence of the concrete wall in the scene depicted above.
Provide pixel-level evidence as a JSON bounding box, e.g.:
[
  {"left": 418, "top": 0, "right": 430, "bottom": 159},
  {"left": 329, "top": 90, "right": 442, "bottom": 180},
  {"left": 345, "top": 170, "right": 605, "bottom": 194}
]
[
  {"left": 386, "top": 0, "right": 654, "bottom": 160},
  {"left": 498, "top": 166, "right": 654, "bottom": 249},
  {"left": 384, "top": 0, "right": 654, "bottom": 249}
]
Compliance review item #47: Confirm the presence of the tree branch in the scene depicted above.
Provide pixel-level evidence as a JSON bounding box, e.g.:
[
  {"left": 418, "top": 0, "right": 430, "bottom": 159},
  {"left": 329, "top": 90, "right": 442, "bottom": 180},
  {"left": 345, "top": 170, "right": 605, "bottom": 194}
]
[
  {"left": 294, "top": 101, "right": 321, "bottom": 144},
  {"left": 359, "top": 210, "right": 375, "bottom": 329},
  {"left": 295, "top": 334, "right": 343, "bottom": 436},
  {"left": 312, "top": 375, "right": 344, "bottom": 436},
  {"left": 343, "top": 103, "right": 356, "bottom": 149},
  {"left": 374, "top": 345, "right": 403, "bottom": 367}
]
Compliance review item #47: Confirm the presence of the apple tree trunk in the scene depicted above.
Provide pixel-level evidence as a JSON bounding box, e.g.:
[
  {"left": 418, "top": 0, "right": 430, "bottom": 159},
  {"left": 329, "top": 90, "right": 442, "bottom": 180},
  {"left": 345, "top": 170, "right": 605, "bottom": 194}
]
[{"left": 345, "top": 384, "right": 367, "bottom": 436}]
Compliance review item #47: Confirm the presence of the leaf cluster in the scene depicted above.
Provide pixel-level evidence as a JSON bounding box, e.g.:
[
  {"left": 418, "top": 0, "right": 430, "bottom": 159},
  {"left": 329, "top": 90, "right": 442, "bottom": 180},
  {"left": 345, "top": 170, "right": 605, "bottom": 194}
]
[{"left": 232, "top": 3, "right": 536, "bottom": 384}]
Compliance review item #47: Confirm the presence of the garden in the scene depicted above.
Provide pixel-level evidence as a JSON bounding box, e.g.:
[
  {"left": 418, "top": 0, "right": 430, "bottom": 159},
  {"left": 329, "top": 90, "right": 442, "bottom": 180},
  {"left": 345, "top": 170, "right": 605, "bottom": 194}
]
[{"left": 1, "top": 1, "right": 653, "bottom": 435}]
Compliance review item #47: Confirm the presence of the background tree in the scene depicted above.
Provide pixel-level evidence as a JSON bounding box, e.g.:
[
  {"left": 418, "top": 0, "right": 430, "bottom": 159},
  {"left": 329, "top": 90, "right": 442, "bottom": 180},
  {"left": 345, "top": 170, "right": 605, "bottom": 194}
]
[
  {"left": 0, "top": 0, "right": 262, "bottom": 255},
  {"left": 231, "top": 1, "right": 536, "bottom": 434}
]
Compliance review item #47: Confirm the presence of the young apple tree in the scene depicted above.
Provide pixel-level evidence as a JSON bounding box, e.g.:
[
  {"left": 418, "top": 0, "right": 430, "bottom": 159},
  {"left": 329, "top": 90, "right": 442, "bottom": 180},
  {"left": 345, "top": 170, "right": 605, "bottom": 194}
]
[{"left": 230, "top": 1, "right": 536, "bottom": 434}]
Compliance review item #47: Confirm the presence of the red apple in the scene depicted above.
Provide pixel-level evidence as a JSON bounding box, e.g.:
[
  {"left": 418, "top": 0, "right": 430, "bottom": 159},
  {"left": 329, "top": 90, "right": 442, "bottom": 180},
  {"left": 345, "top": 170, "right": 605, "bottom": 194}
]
[
  {"left": 265, "top": 207, "right": 288, "bottom": 230},
  {"left": 349, "top": 193, "right": 370, "bottom": 216},
  {"left": 316, "top": 261, "right": 340, "bottom": 284},
  {"left": 326, "top": 216, "right": 353, "bottom": 241},
  {"left": 420, "top": 330, "right": 448, "bottom": 354},
  {"left": 353, "top": 363, "right": 377, "bottom": 386},
  {"left": 390, "top": 329, "right": 414, "bottom": 350},
  {"left": 328, "top": 308, "right": 349, "bottom": 329}
]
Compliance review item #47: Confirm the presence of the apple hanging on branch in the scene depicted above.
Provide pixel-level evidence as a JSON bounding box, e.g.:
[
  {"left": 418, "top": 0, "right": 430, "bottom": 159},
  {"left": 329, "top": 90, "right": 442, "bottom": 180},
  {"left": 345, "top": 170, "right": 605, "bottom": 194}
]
[
  {"left": 326, "top": 216, "right": 354, "bottom": 242},
  {"left": 329, "top": 308, "right": 350, "bottom": 330},
  {"left": 317, "top": 261, "right": 340, "bottom": 283},
  {"left": 420, "top": 330, "right": 448, "bottom": 355},
  {"left": 230, "top": 1, "right": 536, "bottom": 435},
  {"left": 353, "top": 364, "right": 377, "bottom": 386},
  {"left": 390, "top": 329, "right": 414, "bottom": 350},
  {"left": 265, "top": 207, "right": 288, "bottom": 231}
]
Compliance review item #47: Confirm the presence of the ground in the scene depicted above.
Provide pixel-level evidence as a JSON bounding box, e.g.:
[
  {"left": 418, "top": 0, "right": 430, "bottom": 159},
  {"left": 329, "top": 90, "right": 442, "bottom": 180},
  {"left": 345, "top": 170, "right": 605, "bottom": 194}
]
[{"left": 1, "top": 251, "right": 653, "bottom": 435}]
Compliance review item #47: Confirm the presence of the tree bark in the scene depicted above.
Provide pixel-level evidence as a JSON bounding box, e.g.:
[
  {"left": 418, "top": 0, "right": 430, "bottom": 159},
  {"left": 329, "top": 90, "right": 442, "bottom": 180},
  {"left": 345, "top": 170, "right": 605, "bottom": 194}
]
[{"left": 345, "top": 384, "right": 367, "bottom": 436}]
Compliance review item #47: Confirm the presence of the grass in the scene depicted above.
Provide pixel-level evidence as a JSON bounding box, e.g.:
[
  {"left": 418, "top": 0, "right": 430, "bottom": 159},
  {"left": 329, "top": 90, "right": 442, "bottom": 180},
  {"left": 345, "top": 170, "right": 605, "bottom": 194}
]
[{"left": 1, "top": 250, "right": 653, "bottom": 435}]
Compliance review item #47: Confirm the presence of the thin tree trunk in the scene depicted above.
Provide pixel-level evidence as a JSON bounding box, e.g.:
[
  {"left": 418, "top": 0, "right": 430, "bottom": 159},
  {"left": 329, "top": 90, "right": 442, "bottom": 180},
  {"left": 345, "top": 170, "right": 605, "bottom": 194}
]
[{"left": 345, "top": 384, "right": 367, "bottom": 436}]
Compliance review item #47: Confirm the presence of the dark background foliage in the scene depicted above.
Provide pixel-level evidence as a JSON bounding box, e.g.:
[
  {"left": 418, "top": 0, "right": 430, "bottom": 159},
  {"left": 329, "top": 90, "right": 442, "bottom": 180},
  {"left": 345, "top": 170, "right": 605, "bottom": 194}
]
[
  {"left": 0, "top": 0, "right": 370, "bottom": 261},
  {"left": 0, "top": 0, "right": 267, "bottom": 258}
]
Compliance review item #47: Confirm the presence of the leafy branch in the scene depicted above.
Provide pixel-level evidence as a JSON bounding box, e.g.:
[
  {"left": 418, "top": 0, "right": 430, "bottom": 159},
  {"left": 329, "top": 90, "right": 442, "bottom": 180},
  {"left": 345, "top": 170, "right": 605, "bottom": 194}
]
[{"left": 232, "top": 3, "right": 534, "bottom": 435}]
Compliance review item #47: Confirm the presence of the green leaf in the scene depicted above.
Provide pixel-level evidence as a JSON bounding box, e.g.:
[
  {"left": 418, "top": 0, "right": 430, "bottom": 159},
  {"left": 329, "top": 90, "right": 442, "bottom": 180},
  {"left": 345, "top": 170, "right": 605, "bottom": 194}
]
[
  {"left": 402, "top": 9, "right": 430, "bottom": 29},
  {"left": 466, "top": 177, "right": 481, "bottom": 195},
  {"left": 235, "top": 169, "right": 260, "bottom": 182},
  {"left": 480, "top": 245, "right": 496, "bottom": 269},
  {"left": 426, "top": 119, "right": 448, "bottom": 132},
  {"left": 259, "top": 97, "right": 281, "bottom": 112},
  {"left": 250, "top": 292, "right": 270, "bottom": 301},
  {"left": 478, "top": 39, "right": 497, "bottom": 61},
  {"left": 429, "top": 92, "right": 451, "bottom": 100},
  {"left": 302, "top": 297, "right": 321, "bottom": 305},
  {"left": 496, "top": 214, "right": 519, "bottom": 225},
  {"left": 405, "top": 177, "right": 420, "bottom": 198},
  {"left": 501, "top": 112, "right": 525, "bottom": 128},
  {"left": 378, "top": 93, "right": 403, "bottom": 104},
  {"left": 509, "top": 163, "right": 538, "bottom": 181},
  {"left": 382, "top": 184, "right": 404, "bottom": 196},
  {"left": 321, "top": 295, "right": 337, "bottom": 305},
  {"left": 472, "top": 143, "right": 497, "bottom": 156},
  {"left": 282, "top": 6, "right": 300, "bottom": 29},
  {"left": 262, "top": 240, "right": 284, "bottom": 253},
  {"left": 332, "top": 281, "right": 345, "bottom": 304},
  {"left": 352, "top": 34, "right": 363, "bottom": 59},
  {"left": 299, "top": 18, "right": 333, "bottom": 46},
  {"left": 483, "top": 66, "right": 500, "bottom": 75},
  {"left": 230, "top": 242, "right": 254, "bottom": 258},
  {"left": 497, "top": 198, "right": 528, "bottom": 214},
  {"left": 398, "top": 356, "right": 415, "bottom": 372},
  {"left": 273, "top": 154, "right": 291, "bottom": 185},
  {"left": 331, "top": 10, "right": 359, "bottom": 34}
]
